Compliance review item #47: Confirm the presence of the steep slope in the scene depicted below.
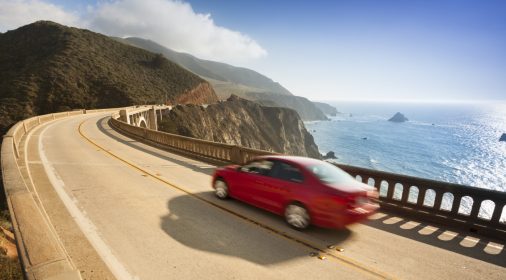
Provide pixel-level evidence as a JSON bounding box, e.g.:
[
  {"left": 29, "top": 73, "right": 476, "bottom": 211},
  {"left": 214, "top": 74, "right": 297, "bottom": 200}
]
[
  {"left": 0, "top": 21, "right": 218, "bottom": 134},
  {"left": 159, "top": 95, "right": 321, "bottom": 158},
  {"left": 313, "top": 102, "right": 339, "bottom": 116},
  {"left": 116, "top": 37, "right": 331, "bottom": 121},
  {"left": 243, "top": 92, "right": 328, "bottom": 121},
  {"left": 119, "top": 37, "right": 292, "bottom": 95}
]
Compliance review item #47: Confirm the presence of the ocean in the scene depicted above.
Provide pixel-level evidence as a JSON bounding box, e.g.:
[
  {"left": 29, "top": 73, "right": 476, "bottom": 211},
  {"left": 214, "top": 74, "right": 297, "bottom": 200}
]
[{"left": 305, "top": 101, "right": 506, "bottom": 194}]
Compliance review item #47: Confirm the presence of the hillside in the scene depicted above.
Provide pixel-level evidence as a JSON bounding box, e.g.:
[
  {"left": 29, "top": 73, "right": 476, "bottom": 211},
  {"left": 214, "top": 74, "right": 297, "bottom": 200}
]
[
  {"left": 0, "top": 21, "right": 218, "bottom": 135},
  {"left": 116, "top": 37, "right": 331, "bottom": 121},
  {"left": 242, "top": 92, "right": 328, "bottom": 121},
  {"left": 159, "top": 95, "right": 321, "bottom": 158},
  {"left": 313, "top": 102, "right": 339, "bottom": 116},
  {"left": 118, "top": 37, "right": 292, "bottom": 95}
]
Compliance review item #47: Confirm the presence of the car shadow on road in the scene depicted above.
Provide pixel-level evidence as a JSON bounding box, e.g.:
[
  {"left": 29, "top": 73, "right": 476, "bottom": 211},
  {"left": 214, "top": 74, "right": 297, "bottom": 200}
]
[
  {"left": 160, "top": 191, "right": 352, "bottom": 265},
  {"left": 362, "top": 211, "right": 506, "bottom": 267},
  {"left": 95, "top": 117, "right": 215, "bottom": 176}
]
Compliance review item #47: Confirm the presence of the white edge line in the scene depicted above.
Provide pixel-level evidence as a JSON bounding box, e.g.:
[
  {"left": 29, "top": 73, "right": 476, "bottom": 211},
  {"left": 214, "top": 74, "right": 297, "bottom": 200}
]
[{"left": 39, "top": 120, "right": 136, "bottom": 280}]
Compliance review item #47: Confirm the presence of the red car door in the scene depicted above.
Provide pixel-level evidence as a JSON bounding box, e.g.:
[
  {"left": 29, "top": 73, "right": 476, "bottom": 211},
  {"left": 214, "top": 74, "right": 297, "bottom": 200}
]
[
  {"left": 255, "top": 161, "right": 306, "bottom": 214},
  {"left": 231, "top": 159, "right": 274, "bottom": 208}
]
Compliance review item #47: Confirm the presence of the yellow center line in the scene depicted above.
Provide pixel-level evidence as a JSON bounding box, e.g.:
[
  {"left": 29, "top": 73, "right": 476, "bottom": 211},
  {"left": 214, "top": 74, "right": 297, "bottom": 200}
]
[{"left": 78, "top": 117, "right": 396, "bottom": 280}]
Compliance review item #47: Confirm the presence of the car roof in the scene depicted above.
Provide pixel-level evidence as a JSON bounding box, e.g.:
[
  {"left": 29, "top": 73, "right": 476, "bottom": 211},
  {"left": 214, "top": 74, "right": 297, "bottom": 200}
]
[{"left": 255, "top": 155, "right": 324, "bottom": 166}]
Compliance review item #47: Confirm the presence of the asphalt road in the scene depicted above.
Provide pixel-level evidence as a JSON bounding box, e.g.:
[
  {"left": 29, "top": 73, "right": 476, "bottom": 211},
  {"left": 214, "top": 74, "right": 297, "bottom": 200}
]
[{"left": 24, "top": 112, "right": 506, "bottom": 280}]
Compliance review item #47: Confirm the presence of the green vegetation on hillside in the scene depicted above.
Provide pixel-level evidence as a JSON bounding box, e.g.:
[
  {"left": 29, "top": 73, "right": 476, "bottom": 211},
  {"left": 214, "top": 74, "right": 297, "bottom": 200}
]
[
  {"left": 119, "top": 37, "right": 293, "bottom": 96},
  {"left": 0, "top": 21, "right": 216, "bottom": 135},
  {"left": 116, "top": 36, "right": 334, "bottom": 121}
]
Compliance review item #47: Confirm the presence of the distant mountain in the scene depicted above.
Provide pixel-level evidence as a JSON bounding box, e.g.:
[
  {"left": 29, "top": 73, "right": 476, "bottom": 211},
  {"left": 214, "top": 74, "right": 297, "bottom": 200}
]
[
  {"left": 117, "top": 37, "right": 292, "bottom": 96},
  {"left": 313, "top": 102, "right": 339, "bottom": 116},
  {"left": 0, "top": 21, "right": 217, "bottom": 134},
  {"left": 243, "top": 92, "right": 328, "bottom": 121},
  {"left": 116, "top": 37, "right": 330, "bottom": 121}
]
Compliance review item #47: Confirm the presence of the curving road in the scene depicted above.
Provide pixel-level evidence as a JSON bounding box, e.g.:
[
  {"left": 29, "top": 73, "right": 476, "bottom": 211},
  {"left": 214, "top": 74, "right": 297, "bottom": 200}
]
[{"left": 22, "top": 112, "right": 505, "bottom": 279}]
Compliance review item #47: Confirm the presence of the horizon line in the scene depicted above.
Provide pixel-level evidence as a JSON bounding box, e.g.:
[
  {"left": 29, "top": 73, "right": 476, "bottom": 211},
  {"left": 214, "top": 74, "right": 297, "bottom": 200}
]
[{"left": 312, "top": 98, "right": 506, "bottom": 104}]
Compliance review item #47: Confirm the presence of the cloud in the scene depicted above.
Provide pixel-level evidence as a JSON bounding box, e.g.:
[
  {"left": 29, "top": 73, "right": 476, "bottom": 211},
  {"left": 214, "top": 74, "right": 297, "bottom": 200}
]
[
  {"left": 89, "top": 0, "right": 267, "bottom": 63},
  {"left": 0, "top": 0, "right": 81, "bottom": 32},
  {"left": 0, "top": 0, "right": 266, "bottom": 64}
]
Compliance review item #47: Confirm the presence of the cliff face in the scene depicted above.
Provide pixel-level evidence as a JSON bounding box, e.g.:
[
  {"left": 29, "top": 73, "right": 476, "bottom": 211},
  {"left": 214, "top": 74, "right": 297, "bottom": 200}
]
[
  {"left": 313, "top": 102, "right": 338, "bottom": 116},
  {"left": 243, "top": 92, "right": 329, "bottom": 121},
  {"left": 116, "top": 36, "right": 332, "bottom": 121},
  {"left": 0, "top": 21, "right": 217, "bottom": 134},
  {"left": 175, "top": 82, "right": 218, "bottom": 105},
  {"left": 159, "top": 95, "right": 321, "bottom": 158}
]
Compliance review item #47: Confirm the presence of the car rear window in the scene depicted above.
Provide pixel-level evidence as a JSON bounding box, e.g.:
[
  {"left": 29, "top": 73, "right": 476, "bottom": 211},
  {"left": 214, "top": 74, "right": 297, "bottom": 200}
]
[{"left": 308, "top": 162, "right": 355, "bottom": 184}]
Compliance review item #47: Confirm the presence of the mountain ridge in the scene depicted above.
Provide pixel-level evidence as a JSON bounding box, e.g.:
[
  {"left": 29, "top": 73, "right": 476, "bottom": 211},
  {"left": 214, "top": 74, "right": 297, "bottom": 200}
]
[
  {"left": 0, "top": 21, "right": 218, "bottom": 134},
  {"left": 116, "top": 36, "right": 336, "bottom": 121}
]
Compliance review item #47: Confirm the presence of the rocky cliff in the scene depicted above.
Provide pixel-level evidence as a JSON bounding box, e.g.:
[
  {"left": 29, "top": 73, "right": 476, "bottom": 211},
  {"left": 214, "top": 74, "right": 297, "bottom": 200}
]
[
  {"left": 243, "top": 92, "right": 329, "bottom": 121},
  {"left": 313, "top": 102, "right": 339, "bottom": 116},
  {"left": 116, "top": 36, "right": 332, "bottom": 121},
  {"left": 0, "top": 21, "right": 218, "bottom": 134},
  {"left": 159, "top": 95, "right": 321, "bottom": 158}
]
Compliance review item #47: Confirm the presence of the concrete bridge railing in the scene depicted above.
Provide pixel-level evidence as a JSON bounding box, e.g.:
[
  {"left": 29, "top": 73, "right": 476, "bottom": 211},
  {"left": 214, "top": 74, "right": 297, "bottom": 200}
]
[
  {"left": 1, "top": 107, "right": 129, "bottom": 280},
  {"left": 336, "top": 164, "right": 506, "bottom": 238},
  {"left": 111, "top": 108, "right": 506, "bottom": 239}
]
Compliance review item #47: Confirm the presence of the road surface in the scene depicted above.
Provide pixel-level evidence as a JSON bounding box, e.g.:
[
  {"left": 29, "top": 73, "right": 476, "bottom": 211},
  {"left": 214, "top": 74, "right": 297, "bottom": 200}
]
[{"left": 22, "top": 112, "right": 506, "bottom": 279}]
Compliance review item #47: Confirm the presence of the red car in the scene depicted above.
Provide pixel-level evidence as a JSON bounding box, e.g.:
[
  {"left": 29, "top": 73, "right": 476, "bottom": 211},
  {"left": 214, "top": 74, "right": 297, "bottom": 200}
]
[{"left": 212, "top": 155, "right": 379, "bottom": 229}]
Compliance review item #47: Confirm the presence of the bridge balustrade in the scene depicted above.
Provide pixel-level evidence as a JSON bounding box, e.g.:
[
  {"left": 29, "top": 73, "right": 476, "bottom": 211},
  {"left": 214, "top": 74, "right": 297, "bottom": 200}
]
[{"left": 335, "top": 163, "right": 506, "bottom": 233}]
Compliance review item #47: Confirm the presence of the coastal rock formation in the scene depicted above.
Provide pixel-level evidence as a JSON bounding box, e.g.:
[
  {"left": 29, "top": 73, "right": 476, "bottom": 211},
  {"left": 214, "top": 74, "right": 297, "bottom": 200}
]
[
  {"left": 500, "top": 133, "right": 506, "bottom": 142},
  {"left": 313, "top": 102, "right": 339, "bottom": 116},
  {"left": 117, "top": 36, "right": 332, "bottom": 122},
  {"left": 388, "top": 112, "right": 409, "bottom": 122},
  {"left": 0, "top": 21, "right": 217, "bottom": 134},
  {"left": 175, "top": 82, "right": 218, "bottom": 105},
  {"left": 159, "top": 95, "right": 321, "bottom": 158},
  {"left": 243, "top": 92, "right": 329, "bottom": 121},
  {"left": 322, "top": 151, "right": 337, "bottom": 159}
]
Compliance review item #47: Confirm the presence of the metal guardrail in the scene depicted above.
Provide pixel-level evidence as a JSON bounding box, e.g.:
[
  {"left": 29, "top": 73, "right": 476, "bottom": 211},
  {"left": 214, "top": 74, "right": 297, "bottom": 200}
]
[
  {"left": 111, "top": 111, "right": 506, "bottom": 238},
  {"left": 1, "top": 108, "right": 125, "bottom": 280}
]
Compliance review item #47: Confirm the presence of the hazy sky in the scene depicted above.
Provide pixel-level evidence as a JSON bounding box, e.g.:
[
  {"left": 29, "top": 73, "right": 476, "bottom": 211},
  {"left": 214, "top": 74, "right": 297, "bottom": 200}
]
[{"left": 1, "top": 0, "right": 505, "bottom": 101}]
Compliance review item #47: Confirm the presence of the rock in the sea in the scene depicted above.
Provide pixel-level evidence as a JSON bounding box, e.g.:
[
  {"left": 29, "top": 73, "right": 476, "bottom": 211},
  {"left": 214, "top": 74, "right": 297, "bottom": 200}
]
[
  {"left": 388, "top": 112, "right": 408, "bottom": 122},
  {"left": 500, "top": 133, "right": 506, "bottom": 142},
  {"left": 322, "top": 151, "right": 337, "bottom": 160}
]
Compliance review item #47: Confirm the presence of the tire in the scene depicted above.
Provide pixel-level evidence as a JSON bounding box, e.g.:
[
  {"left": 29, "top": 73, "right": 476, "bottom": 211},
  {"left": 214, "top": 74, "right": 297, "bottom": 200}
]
[
  {"left": 214, "top": 179, "right": 229, "bottom": 199},
  {"left": 285, "top": 203, "right": 310, "bottom": 230}
]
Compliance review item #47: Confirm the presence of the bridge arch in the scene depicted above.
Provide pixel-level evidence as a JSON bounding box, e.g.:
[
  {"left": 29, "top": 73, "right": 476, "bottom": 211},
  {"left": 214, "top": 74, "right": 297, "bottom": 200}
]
[{"left": 138, "top": 118, "right": 148, "bottom": 128}]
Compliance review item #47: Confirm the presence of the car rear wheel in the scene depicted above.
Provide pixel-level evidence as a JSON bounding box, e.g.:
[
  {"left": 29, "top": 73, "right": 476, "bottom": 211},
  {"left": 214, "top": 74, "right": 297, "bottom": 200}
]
[
  {"left": 214, "top": 179, "right": 229, "bottom": 199},
  {"left": 285, "top": 203, "right": 310, "bottom": 229}
]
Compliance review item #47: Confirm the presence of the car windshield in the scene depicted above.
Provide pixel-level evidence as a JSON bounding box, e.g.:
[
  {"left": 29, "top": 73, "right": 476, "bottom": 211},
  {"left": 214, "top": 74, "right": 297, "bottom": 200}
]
[{"left": 308, "top": 162, "right": 356, "bottom": 184}]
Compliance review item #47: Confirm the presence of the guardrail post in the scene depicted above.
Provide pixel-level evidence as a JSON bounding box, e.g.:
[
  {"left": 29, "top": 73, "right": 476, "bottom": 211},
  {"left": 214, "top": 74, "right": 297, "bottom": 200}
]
[
  {"left": 470, "top": 199, "right": 483, "bottom": 218},
  {"left": 490, "top": 204, "right": 503, "bottom": 224},
  {"left": 230, "top": 146, "right": 241, "bottom": 164}
]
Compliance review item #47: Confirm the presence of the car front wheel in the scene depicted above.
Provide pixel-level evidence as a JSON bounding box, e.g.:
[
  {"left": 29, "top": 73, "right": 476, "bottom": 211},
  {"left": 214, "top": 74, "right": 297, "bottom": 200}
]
[
  {"left": 285, "top": 203, "right": 310, "bottom": 229},
  {"left": 214, "top": 179, "right": 229, "bottom": 199}
]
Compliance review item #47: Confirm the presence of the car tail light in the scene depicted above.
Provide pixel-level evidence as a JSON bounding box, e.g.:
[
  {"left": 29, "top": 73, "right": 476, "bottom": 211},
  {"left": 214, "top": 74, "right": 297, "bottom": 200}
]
[{"left": 346, "top": 195, "right": 368, "bottom": 209}]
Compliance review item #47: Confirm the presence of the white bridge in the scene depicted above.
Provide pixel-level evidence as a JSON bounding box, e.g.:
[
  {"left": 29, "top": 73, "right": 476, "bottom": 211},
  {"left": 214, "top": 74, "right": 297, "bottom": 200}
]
[{"left": 118, "top": 105, "right": 171, "bottom": 130}]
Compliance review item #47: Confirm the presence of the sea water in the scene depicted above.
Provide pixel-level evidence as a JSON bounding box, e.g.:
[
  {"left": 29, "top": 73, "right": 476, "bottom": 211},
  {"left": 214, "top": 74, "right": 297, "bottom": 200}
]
[{"left": 305, "top": 101, "right": 506, "bottom": 219}]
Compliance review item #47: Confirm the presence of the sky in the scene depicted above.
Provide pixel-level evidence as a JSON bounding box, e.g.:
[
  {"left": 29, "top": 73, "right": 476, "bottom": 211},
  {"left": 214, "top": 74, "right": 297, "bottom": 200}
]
[{"left": 0, "top": 0, "right": 505, "bottom": 101}]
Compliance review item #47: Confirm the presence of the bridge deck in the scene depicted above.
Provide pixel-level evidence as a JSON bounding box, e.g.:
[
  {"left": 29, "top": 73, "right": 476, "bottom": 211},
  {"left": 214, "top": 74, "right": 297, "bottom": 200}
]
[{"left": 23, "top": 112, "right": 506, "bottom": 279}]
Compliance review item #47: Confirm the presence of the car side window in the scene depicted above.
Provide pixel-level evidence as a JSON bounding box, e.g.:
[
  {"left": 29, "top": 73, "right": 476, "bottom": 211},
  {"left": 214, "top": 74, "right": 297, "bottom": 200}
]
[
  {"left": 271, "top": 162, "right": 304, "bottom": 183},
  {"left": 240, "top": 160, "right": 274, "bottom": 176}
]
